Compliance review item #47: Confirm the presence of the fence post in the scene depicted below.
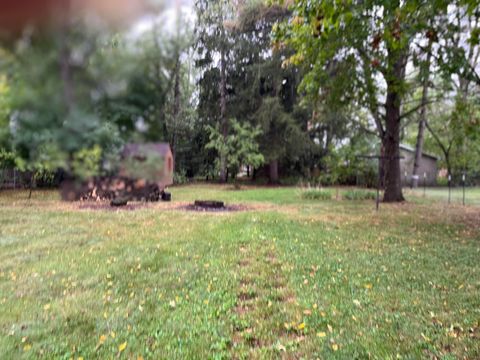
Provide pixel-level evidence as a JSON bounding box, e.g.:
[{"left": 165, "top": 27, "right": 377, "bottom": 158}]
[
  {"left": 423, "top": 172, "right": 426, "bottom": 197},
  {"left": 462, "top": 173, "right": 466, "bottom": 206}
]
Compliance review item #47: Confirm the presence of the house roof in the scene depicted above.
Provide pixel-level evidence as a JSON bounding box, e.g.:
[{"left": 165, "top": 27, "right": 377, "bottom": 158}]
[
  {"left": 399, "top": 144, "right": 438, "bottom": 160},
  {"left": 123, "top": 143, "right": 172, "bottom": 157}
]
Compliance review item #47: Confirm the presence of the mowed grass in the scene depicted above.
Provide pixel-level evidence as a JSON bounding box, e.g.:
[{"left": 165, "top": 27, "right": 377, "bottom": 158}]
[
  {"left": 0, "top": 185, "right": 479, "bottom": 359},
  {"left": 406, "top": 187, "right": 480, "bottom": 207}
]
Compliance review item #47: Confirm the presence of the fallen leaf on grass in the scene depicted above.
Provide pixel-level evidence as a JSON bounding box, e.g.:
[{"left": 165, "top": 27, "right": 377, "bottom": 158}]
[
  {"left": 317, "top": 332, "right": 326, "bottom": 338},
  {"left": 118, "top": 341, "right": 127, "bottom": 352}
]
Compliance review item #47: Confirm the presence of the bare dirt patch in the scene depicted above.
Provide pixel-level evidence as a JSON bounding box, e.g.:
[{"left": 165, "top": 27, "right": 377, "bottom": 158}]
[{"left": 78, "top": 202, "right": 152, "bottom": 211}]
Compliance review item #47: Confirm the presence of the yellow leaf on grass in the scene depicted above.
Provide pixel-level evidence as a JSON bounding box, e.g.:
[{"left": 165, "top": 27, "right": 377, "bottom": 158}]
[
  {"left": 297, "top": 322, "right": 305, "bottom": 330},
  {"left": 137, "top": 357, "right": 144, "bottom": 360},
  {"left": 43, "top": 304, "right": 51, "bottom": 311},
  {"left": 421, "top": 333, "right": 431, "bottom": 342},
  {"left": 327, "top": 324, "right": 333, "bottom": 333},
  {"left": 119, "top": 341, "right": 127, "bottom": 352},
  {"left": 317, "top": 332, "right": 326, "bottom": 338},
  {"left": 23, "top": 344, "right": 32, "bottom": 351},
  {"left": 111, "top": 331, "right": 116, "bottom": 338},
  {"left": 99, "top": 335, "right": 107, "bottom": 344},
  {"left": 364, "top": 283, "right": 373, "bottom": 289},
  {"left": 331, "top": 343, "right": 339, "bottom": 351}
]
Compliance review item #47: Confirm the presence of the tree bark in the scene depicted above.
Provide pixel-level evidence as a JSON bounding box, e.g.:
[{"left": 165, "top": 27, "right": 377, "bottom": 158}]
[
  {"left": 383, "top": 51, "right": 406, "bottom": 202},
  {"left": 219, "top": 44, "right": 228, "bottom": 183},
  {"left": 412, "top": 41, "right": 432, "bottom": 188},
  {"left": 171, "top": 56, "right": 181, "bottom": 164},
  {"left": 269, "top": 159, "right": 278, "bottom": 184}
]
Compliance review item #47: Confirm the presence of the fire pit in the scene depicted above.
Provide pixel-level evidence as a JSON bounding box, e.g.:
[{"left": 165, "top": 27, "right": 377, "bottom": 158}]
[
  {"left": 194, "top": 200, "right": 225, "bottom": 209},
  {"left": 181, "top": 200, "right": 247, "bottom": 212}
]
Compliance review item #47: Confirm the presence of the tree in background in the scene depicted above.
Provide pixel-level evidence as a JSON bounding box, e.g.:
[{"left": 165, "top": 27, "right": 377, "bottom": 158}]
[
  {"left": 8, "top": 22, "right": 123, "bottom": 181},
  {"left": 206, "top": 118, "right": 264, "bottom": 182},
  {"left": 195, "top": 0, "right": 236, "bottom": 182},
  {"left": 275, "top": 0, "right": 461, "bottom": 201}
]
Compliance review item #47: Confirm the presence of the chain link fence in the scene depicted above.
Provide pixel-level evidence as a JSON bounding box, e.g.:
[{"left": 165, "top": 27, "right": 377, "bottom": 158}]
[{"left": 403, "top": 171, "right": 480, "bottom": 206}]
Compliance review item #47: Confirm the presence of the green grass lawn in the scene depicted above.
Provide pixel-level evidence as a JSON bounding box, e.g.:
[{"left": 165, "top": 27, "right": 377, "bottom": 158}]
[
  {"left": 0, "top": 185, "right": 479, "bottom": 359},
  {"left": 406, "top": 187, "right": 480, "bottom": 207}
]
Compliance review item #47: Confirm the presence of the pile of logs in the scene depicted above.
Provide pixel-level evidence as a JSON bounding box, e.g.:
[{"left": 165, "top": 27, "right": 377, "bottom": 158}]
[{"left": 60, "top": 177, "right": 161, "bottom": 202}]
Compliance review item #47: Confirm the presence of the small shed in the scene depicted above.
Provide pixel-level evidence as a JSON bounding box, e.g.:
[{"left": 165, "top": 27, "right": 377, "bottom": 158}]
[
  {"left": 399, "top": 144, "right": 438, "bottom": 186},
  {"left": 121, "top": 143, "right": 174, "bottom": 190}
]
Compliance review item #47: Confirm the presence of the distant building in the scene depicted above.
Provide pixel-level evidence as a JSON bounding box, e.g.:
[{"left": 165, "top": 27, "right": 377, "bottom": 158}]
[
  {"left": 121, "top": 143, "right": 174, "bottom": 190},
  {"left": 399, "top": 144, "right": 438, "bottom": 186}
]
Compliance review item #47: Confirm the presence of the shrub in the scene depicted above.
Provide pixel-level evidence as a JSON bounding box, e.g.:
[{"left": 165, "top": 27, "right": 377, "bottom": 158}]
[
  {"left": 301, "top": 188, "right": 333, "bottom": 200},
  {"left": 436, "top": 176, "right": 448, "bottom": 187},
  {"left": 343, "top": 189, "right": 377, "bottom": 200},
  {"left": 174, "top": 169, "right": 189, "bottom": 185},
  {"left": 0, "top": 149, "right": 16, "bottom": 169}
]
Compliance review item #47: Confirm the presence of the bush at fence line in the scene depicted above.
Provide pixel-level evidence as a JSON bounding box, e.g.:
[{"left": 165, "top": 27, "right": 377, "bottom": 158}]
[
  {"left": 173, "top": 170, "right": 189, "bottom": 185},
  {"left": 301, "top": 187, "right": 333, "bottom": 200},
  {"left": 0, "top": 150, "right": 16, "bottom": 169},
  {"left": 436, "top": 176, "right": 449, "bottom": 187},
  {"left": 343, "top": 189, "right": 377, "bottom": 200}
]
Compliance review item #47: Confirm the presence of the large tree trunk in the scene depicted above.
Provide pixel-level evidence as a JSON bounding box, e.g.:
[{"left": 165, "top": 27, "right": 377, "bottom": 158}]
[
  {"left": 412, "top": 42, "right": 432, "bottom": 188},
  {"left": 219, "top": 46, "right": 228, "bottom": 183},
  {"left": 383, "top": 52, "right": 406, "bottom": 202},
  {"left": 269, "top": 159, "right": 278, "bottom": 184},
  {"left": 171, "top": 56, "right": 181, "bottom": 164}
]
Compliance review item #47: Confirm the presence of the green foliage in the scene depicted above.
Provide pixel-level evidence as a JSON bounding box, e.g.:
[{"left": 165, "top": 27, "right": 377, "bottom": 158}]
[
  {"left": 71, "top": 145, "right": 102, "bottom": 180},
  {"left": 300, "top": 188, "right": 332, "bottom": 200},
  {"left": 0, "top": 74, "right": 11, "bottom": 149},
  {"left": 0, "top": 149, "right": 15, "bottom": 168},
  {"left": 254, "top": 97, "right": 307, "bottom": 163},
  {"left": 206, "top": 118, "right": 264, "bottom": 178},
  {"left": 436, "top": 176, "right": 449, "bottom": 187},
  {"left": 343, "top": 189, "right": 377, "bottom": 201},
  {"left": 174, "top": 169, "right": 189, "bottom": 185}
]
